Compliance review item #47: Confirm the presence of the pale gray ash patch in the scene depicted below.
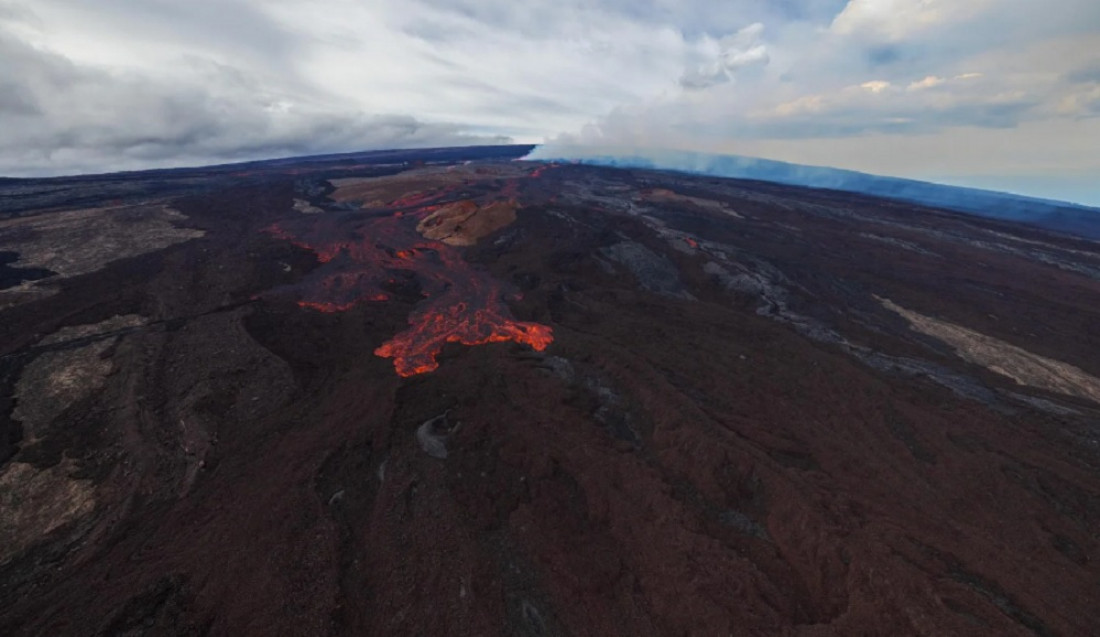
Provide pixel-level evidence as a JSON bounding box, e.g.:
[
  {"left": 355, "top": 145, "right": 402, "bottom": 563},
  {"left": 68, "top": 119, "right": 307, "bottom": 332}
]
[{"left": 601, "top": 241, "right": 694, "bottom": 300}]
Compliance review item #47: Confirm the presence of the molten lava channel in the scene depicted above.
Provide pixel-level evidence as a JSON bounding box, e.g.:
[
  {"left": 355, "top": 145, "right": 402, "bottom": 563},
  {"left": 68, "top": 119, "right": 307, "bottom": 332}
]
[
  {"left": 374, "top": 290, "right": 553, "bottom": 376},
  {"left": 265, "top": 179, "right": 553, "bottom": 376}
]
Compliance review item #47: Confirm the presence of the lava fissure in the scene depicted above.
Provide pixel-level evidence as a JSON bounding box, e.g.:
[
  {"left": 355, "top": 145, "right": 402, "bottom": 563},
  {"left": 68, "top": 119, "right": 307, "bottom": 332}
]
[{"left": 264, "top": 186, "right": 552, "bottom": 376}]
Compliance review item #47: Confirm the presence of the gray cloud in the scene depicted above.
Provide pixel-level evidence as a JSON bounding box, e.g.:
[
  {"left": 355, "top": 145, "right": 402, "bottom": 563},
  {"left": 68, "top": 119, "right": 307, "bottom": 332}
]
[
  {"left": 0, "top": 23, "right": 508, "bottom": 177},
  {"left": 0, "top": 81, "right": 38, "bottom": 115},
  {"left": 1066, "top": 63, "right": 1100, "bottom": 84},
  {"left": 680, "top": 23, "right": 769, "bottom": 89},
  {"left": 0, "top": 0, "right": 1097, "bottom": 206}
]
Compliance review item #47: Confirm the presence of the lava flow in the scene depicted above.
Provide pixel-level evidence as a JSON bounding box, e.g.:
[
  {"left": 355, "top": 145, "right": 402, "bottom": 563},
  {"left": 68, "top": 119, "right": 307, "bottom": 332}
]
[
  {"left": 265, "top": 190, "right": 553, "bottom": 376},
  {"left": 372, "top": 253, "right": 554, "bottom": 375}
]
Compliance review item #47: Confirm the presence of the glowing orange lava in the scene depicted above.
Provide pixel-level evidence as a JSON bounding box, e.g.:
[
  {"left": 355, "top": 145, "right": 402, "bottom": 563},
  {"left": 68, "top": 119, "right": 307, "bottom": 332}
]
[
  {"left": 528, "top": 163, "right": 556, "bottom": 179},
  {"left": 264, "top": 189, "right": 553, "bottom": 376},
  {"left": 373, "top": 285, "right": 553, "bottom": 376}
]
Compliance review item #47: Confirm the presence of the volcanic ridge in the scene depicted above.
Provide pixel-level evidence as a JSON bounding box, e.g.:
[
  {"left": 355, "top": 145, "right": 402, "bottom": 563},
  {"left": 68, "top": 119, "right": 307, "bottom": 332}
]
[{"left": 0, "top": 145, "right": 1099, "bottom": 636}]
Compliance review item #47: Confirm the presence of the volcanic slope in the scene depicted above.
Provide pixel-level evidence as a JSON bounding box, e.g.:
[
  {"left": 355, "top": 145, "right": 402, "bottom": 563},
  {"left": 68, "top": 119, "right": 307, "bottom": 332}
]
[{"left": 1, "top": 154, "right": 1099, "bottom": 636}]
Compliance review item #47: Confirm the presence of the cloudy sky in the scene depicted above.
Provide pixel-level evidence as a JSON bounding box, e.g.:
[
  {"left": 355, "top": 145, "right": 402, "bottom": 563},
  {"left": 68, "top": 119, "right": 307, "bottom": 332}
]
[{"left": 2, "top": 0, "right": 1099, "bottom": 203}]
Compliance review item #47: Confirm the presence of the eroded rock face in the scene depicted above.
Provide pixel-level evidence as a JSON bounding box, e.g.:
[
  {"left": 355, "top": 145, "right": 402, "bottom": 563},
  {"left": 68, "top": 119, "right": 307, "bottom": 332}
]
[
  {"left": 0, "top": 316, "right": 144, "bottom": 566},
  {"left": 2, "top": 152, "right": 1100, "bottom": 637},
  {"left": 292, "top": 198, "right": 324, "bottom": 214},
  {"left": 328, "top": 163, "right": 531, "bottom": 209},
  {"left": 0, "top": 460, "right": 95, "bottom": 565},
  {"left": 882, "top": 297, "right": 1100, "bottom": 404},
  {"left": 416, "top": 412, "right": 455, "bottom": 459},
  {"left": 0, "top": 205, "right": 204, "bottom": 308},
  {"left": 635, "top": 187, "right": 743, "bottom": 218},
  {"left": 416, "top": 200, "right": 518, "bottom": 246},
  {"left": 13, "top": 315, "right": 145, "bottom": 441},
  {"left": 601, "top": 240, "right": 694, "bottom": 300}
]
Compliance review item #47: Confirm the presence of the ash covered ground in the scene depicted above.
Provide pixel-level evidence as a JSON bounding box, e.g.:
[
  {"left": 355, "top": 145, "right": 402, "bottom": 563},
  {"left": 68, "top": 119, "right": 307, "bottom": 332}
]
[{"left": 1, "top": 146, "right": 1099, "bottom": 636}]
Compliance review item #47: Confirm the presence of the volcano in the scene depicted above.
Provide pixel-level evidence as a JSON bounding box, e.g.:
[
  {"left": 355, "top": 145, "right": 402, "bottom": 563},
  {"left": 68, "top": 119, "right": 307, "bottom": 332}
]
[{"left": 1, "top": 145, "right": 1099, "bottom": 636}]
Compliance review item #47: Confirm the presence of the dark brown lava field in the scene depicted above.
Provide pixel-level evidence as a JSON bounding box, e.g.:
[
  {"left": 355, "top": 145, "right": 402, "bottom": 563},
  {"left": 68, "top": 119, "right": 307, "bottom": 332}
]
[{"left": 1, "top": 147, "right": 1099, "bottom": 636}]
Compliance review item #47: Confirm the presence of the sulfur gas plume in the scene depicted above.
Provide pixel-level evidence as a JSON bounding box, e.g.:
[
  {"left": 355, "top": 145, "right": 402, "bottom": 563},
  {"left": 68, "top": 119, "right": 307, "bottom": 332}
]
[{"left": 524, "top": 145, "right": 1100, "bottom": 238}]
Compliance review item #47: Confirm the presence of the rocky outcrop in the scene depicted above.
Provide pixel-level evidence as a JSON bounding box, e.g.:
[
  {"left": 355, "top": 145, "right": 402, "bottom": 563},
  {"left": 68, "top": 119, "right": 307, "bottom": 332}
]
[
  {"left": 882, "top": 297, "right": 1100, "bottom": 405},
  {"left": 417, "top": 199, "right": 518, "bottom": 246}
]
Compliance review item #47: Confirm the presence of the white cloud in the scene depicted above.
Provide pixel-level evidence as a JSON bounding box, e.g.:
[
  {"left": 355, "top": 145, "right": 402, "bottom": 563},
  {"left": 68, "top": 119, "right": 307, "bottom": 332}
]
[
  {"left": 1056, "top": 84, "right": 1100, "bottom": 116},
  {"left": 772, "top": 95, "right": 826, "bottom": 116},
  {"left": 0, "top": 23, "right": 508, "bottom": 177},
  {"left": 680, "top": 23, "right": 769, "bottom": 89},
  {"left": 4, "top": 0, "right": 776, "bottom": 175},
  {"left": 0, "top": 0, "right": 1097, "bottom": 204},
  {"left": 908, "top": 75, "right": 945, "bottom": 90},
  {"left": 830, "top": 0, "right": 994, "bottom": 40}
]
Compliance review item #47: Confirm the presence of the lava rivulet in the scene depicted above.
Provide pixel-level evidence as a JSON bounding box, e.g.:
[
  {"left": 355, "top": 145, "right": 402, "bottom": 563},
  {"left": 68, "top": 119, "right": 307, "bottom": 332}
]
[
  {"left": 265, "top": 188, "right": 552, "bottom": 376},
  {"left": 373, "top": 260, "right": 553, "bottom": 375}
]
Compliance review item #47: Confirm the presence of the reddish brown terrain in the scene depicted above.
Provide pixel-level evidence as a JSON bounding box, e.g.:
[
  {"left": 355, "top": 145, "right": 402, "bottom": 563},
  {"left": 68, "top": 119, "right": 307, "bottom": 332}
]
[{"left": 1, "top": 147, "right": 1099, "bottom": 636}]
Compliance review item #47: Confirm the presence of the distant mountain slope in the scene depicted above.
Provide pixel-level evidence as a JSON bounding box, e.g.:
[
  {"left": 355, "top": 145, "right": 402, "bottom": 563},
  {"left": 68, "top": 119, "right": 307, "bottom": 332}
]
[
  {"left": 4, "top": 154, "right": 1100, "bottom": 636},
  {"left": 526, "top": 147, "right": 1100, "bottom": 240},
  {"left": 0, "top": 145, "right": 535, "bottom": 217}
]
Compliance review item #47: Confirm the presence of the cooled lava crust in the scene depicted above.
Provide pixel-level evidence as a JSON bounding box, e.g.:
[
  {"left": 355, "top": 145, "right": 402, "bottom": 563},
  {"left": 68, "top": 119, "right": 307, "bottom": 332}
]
[{"left": 1, "top": 146, "right": 1099, "bottom": 636}]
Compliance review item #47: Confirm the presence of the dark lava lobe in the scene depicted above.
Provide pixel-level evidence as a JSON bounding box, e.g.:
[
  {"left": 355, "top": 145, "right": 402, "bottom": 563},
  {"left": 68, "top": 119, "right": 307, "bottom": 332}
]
[{"left": 1, "top": 148, "right": 1099, "bottom": 636}]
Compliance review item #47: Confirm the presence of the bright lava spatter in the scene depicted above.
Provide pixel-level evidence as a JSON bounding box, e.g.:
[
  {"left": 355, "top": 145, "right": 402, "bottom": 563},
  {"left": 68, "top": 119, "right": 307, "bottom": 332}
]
[{"left": 264, "top": 184, "right": 553, "bottom": 377}]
